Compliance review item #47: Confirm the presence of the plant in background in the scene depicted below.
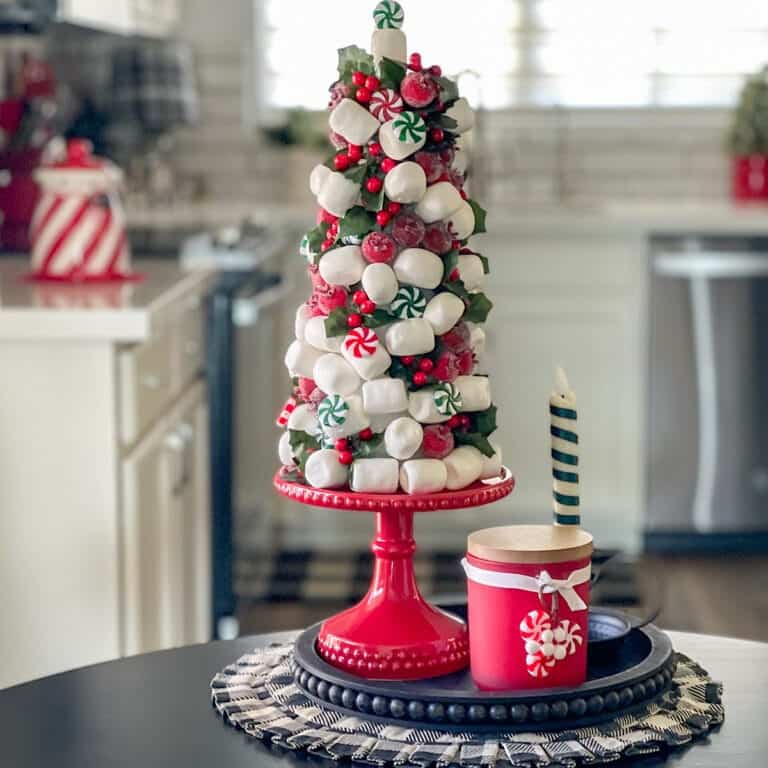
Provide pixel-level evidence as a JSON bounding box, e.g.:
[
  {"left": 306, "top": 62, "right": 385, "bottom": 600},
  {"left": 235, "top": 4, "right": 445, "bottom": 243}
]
[
  {"left": 261, "top": 108, "right": 327, "bottom": 149},
  {"left": 727, "top": 65, "right": 768, "bottom": 156}
]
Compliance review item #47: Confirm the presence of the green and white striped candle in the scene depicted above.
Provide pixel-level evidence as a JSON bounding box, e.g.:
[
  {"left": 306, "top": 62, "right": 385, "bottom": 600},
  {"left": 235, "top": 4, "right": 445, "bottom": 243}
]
[{"left": 550, "top": 366, "right": 580, "bottom": 526}]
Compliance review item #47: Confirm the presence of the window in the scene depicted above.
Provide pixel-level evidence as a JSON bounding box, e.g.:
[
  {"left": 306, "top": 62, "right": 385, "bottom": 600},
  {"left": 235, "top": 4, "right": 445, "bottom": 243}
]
[{"left": 258, "top": 0, "right": 768, "bottom": 109}]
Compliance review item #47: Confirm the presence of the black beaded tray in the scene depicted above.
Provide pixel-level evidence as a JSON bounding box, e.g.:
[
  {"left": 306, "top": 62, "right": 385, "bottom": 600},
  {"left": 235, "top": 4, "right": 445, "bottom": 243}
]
[{"left": 290, "top": 607, "right": 675, "bottom": 733}]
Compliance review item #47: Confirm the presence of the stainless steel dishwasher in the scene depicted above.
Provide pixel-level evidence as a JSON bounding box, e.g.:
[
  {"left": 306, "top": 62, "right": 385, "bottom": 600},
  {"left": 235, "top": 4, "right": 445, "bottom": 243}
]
[{"left": 647, "top": 235, "right": 768, "bottom": 549}]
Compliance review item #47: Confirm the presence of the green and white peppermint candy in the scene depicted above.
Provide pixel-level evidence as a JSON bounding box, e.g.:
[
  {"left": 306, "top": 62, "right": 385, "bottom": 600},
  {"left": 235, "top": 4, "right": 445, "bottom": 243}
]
[
  {"left": 389, "top": 285, "right": 427, "bottom": 319},
  {"left": 318, "top": 394, "right": 350, "bottom": 428},
  {"left": 392, "top": 111, "right": 426, "bottom": 144},
  {"left": 373, "top": 0, "right": 404, "bottom": 29},
  {"left": 433, "top": 383, "right": 463, "bottom": 416},
  {"left": 300, "top": 234, "right": 318, "bottom": 264}
]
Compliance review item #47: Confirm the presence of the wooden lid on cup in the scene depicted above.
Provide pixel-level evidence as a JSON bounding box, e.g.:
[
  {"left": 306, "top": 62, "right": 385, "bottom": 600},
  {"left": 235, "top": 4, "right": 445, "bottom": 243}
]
[{"left": 467, "top": 524, "right": 593, "bottom": 564}]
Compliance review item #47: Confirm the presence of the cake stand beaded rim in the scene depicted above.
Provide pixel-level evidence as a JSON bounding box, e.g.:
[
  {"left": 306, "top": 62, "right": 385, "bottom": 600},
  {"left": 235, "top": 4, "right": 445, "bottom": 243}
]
[
  {"left": 273, "top": 466, "right": 515, "bottom": 511},
  {"left": 290, "top": 617, "right": 676, "bottom": 733}
]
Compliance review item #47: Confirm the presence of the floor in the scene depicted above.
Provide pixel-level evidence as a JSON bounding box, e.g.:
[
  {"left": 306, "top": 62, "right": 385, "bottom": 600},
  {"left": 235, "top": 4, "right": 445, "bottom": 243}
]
[{"left": 237, "top": 554, "right": 768, "bottom": 642}]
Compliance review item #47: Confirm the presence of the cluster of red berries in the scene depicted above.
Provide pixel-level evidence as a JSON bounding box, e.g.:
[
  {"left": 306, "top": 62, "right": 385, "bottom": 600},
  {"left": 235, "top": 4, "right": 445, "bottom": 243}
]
[
  {"left": 407, "top": 52, "right": 441, "bottom": 77},
  {"left": 375, "top": 200, "right": 401, "bottom": 227},
  {"left": 351, "top": 290, "right": 377, "bottom": 318},
  {"left": 351, "top": 70, "right": 380, "bottom": 105},
  {"left": 335, "top": 429, "right": 374, "bottom": 465},
  {"left": 319, "top": 210, "right": 339, "bottom": 252},
  {"left": 401, "top": 354, "right": 438, "bottom": 387}
]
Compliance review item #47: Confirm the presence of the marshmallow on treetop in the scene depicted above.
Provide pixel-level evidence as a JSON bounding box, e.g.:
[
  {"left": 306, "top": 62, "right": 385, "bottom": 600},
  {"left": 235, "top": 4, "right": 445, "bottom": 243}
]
[
  {"left": 384, "top": 416, "right": 423, "bottom": 460},
  {"left": 385, "top": 317, "right": 435, "bottom": 356},
  {"left": 457, "top": 253, "right": 485, "bottom": 290},
  {"left": 455, "top": 374, "right": 492, "bottom": 412},
  {"left": 415, "top": 181, "right": 464, "bottom": 223},
  {"left": 408, "top": 388, "right": 451, "bottom": 423},
  {"left": 371, "top": 29, "right": 407, "bottom": 65},
  {"left": 362, "top": 377, "right": 408, "bottom": 414},
  {"left": 312, "top": 352, "right": 361, "bottom": 397},
  {"left": 445, "top": 200, "right": 475, "bottom": 240},
  {"left": 392, "top": 247, "right": 443, "bottom": 289},
  {"left": 320, "top": 393, "right": 370, "bottom": 440},
  {"left": 400, "top": 458, "right": 448, "bottom": 494},
  {"left": 443, "top": 445, "right": 484, "bottom": 489},
  {"left": 329, "top": 98, "right": 381, "bottom": 146},
  {"left": 379, "top": 117, "right": 426, "bottom": 161},
  {"left": 362, "top": 262, "right": 399, "bottom": 304},
  {"left": 383, "top": 161, "right": 426, "bottom": 203},
  {"left": 423, "top": 292, "right": 466, "bottom": 336},
  {"left": 314, "top": 168, "right": 360, "bottom": 218},
  {"left": 318, "top": 244, "right": 366, "bottom": 286},
  {"left": 304, "top": 315, "right": 343, "bottom": 353},
  {"left": 350, "top": 457, "right": 399, "bottom": 493},
  {"left": 284, "top": 339, "right": 323, "bottom": 378},
  {"left": 305, "top": 448, "right": 349, "bottom": 489},
  {"left": 287, "top": 403, "right": 320, "bottom": 435},
  {"left": 446, "top": 97, "right": 475, "bottom": 134}
]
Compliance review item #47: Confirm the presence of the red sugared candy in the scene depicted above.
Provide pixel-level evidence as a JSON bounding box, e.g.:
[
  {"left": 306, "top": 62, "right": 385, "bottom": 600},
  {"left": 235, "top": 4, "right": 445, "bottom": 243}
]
[
  {"left": 433, "top": 351, "right": 460, "bottom": 382},
  {"left": 422, "top": 222, "right": 453, "bottom": 254},
  {"left": 421, "top": 424, "right": 455, "bottom": 459},
  {"left": 400, "top": 71, "right": 438, "bottom": 108},
  {"left": 391, "top": 211, "right": 426, "bottom": 247},
  {"left": 456, "top": 348, "right": 475, "bottom": 375},
  {"left": 316, "top": 286, "right": 348, "bottom": 314},
  {"left": 441, "top": 322, "right": 471, "bottom": 353},
  {"left": 413, "top": 151, "right": 444, "bottom": 184},
  {"left": 297, "top": 377, "right": 318, "bottom": 400},
  {"left": 362, "top": 231, "right": 396, "bottom": 263}
]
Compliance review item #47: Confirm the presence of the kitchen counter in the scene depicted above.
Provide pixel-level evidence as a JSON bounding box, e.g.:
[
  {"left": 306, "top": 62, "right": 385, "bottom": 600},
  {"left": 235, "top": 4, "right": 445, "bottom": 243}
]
[{"left": 0, "top": 259, "right": 212, "bottom": 341}]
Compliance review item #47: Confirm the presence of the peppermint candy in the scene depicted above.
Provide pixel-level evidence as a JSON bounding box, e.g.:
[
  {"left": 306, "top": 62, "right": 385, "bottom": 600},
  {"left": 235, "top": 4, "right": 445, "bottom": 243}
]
[
  {"left": 300, "top": 234, "right": 318, "bottom": 264},
  {"left": 275, "top": 397, "right": 297, "bottom": 427},
  {"left": 318, "top": 394, "right": 350, "bottom": 428},
  {"left": 369, "top": 88, "right": 404, "bottom": 122},
  {"left": 433, "top": 382, "right": 462, "bottom": 416},
  {"left": 373, "top": 0, "right": 404, "bottom": 29},
  {"left": 520, "top": 609, "right": 583, "bottom": 679},
  {"left": 389, "top": 285, "right": 426, "bottom": 319},
  {"left": 392, "top": 111, "right": 426, "bottom": 144},
  {"left": 343, "top": 325, "right": 379, "bottom": 358}
]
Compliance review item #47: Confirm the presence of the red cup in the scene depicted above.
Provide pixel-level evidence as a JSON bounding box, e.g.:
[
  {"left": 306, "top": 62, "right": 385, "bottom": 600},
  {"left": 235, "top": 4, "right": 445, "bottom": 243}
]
[
  {"left": 464, "top": 524, "right": 593, "bottom": 691},
  {"left": 731, "top": 155, "right": 768, "bottom": 201}
]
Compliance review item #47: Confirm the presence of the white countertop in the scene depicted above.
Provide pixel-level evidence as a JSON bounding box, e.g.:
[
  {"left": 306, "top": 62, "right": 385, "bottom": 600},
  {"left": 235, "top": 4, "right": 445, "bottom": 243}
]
[{"left": 0, "top": 259, "right": 213, "bottom": 342}]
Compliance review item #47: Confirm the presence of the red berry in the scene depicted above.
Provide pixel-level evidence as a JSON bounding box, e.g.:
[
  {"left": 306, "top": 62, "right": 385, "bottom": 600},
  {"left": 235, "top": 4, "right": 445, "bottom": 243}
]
[
  {"left": 412, "top": 371, "right": 428, "bottom": 386},
  {"left": 400, "top": 71, "right": 438, "bottom": 108},
  {"left": 376, "top": 210, "right": 391, "bottom": 226},
  {"left": 361, "top": 231, "right": 396, "bottom": 263},
  {"left": 380, "top": 157, "right": 398, "bottom": 173},
  {"left": 352, "top": 71, "right": 366, "bottom": 86},
  {"left": 334, "top": 153, "right": 350, "bottom": 171},
  {"left": 409, "top": 52, "right": 422, "bottom": 71},
  {"left": 355, "top": 86, "right": 372, "bottom": 103},
  {"left": 429, "top": 64, "right": 442, "bottom": 77},
  {"left": 338, "top": 450, "right": 354, "bottom": 465},
  {"left": 460, "top": 414, "right": 471, "bottom": 428},
  {"left": 459, "top": 188, "right": 468, "bottom": 200},
  {"left": 335, "top": 438, "right": 349, "bottom": 451},
  {"left": 366, "top": 176, "right": 383, "bottom": 193},
  {"left": 364, "top": 75, "right": 380, "bottom": 91},
  {"left": 315, "top": 286, "right": 348, "bottom": 314},
  {"left": 429, "top": 127, "right": 445, "bottom": 143},
  {"left": 401, "top": 355, "right": 415, "bottom": 366},
  {"left": 361, "top": 300, "right": 376, "bottom": 314},
  {"left": 347, "top": 313, "right": 362, "bottom": 328},
  {"left": 421, "top": 424, "right": 454, "bottom": 458},
  {"left": 439, "top": 147, "right": 455, "bottom": 164},
  {"left": 437, "top": 172, "right": 451, "bottom": 182},
  {"left": 353, "top": 290, "right": 368, "bottom": 306},
  {"left": 452, "top": 239, "right": 462, "bottom": 250},
  {"left": 387, "top": 201, "right": 401, "bottom": 214},
  {"left": 449, "top": 268, "right": 460, "bottom": 281},
  {"left": 391, "top": 211, "right": 426, "bottom": 247},
  {"left": 368, "top": 141, "right": 382, "bottom": 156},
  {"left": 419, "top": 358, "right": 434, "bottom": 373},
  {"left": 348, "top": 144, "right": 362, "bottom": 161},
  {"left": 359, "top": 427, "right": 374, "bottom": 441},
  {"left": 447, "top": 414, "right": 461, "bottom": 429}
]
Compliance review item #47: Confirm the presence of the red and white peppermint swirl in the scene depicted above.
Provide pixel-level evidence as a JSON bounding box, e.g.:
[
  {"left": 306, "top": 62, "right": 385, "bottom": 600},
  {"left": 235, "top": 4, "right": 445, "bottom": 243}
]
[
  {"left": 343, "top": 326, "right": 379, "bottom": 358},
  {"left": 369, "top": 88, "right": 404, "bottom": 122},
  {"left": 519, "top": 609, "right": 552, "bottom": 639},
  {"left": 275, "top": 397, "right": 297, "bottom": 426}
]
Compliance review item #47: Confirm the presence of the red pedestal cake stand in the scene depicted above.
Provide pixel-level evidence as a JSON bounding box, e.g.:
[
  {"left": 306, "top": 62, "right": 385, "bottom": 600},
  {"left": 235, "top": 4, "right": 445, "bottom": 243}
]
[{"left": 273, "top": 467, "right": 515, "bottom": 681}]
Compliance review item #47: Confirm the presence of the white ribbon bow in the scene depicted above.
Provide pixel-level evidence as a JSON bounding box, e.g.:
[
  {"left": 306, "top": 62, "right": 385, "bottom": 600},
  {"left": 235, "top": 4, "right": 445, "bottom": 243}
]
[{"left": 461, "top": 559, "right": 591, "bottom": 612}]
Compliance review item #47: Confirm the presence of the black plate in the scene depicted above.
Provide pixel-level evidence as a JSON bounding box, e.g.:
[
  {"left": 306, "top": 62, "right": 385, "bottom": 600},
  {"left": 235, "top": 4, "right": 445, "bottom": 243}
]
[{"left": 290, "top": 607, "right": 676, "bottom": 732}]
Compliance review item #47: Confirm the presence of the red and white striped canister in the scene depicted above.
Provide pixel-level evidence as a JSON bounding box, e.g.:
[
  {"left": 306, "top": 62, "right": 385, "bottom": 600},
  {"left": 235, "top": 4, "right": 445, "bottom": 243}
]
[{"left": 29, "top": 139, "right": 132, "bottom": 282}]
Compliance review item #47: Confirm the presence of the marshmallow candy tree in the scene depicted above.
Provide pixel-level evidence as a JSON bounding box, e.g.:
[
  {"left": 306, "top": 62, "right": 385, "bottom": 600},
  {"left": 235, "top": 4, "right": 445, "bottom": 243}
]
[{"left": 279, "top": 0, "right": 501, "bottom": 497}]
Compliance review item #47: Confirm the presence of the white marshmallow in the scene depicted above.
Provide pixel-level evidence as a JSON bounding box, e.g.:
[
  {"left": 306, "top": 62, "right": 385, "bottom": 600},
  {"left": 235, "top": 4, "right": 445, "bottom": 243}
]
[
  {"left": 318, "top": 244, "right": 365, "bottom": 286},
  {"left": 455, "top": 375, "right": 492, "bottom": 412},
  {"left": 329, "top": 98, "right": 380, "bottom": 146},
  {"left": 287, "top": 403, "right": 320, "bottom": 436},
  {"left": 383, "top": 161, "right": 426, "bottom": 204},
  {"left": 369, "top": 411, "right": 406, "bottom": 433},
  {"left": 468, "top": 322, "right": 486, "bottom": 355},
  {"left": 312, "top": 353, "right": 361, "bottom": 397},
  {"left": 295, "top": 304, "right": 310, "bottom": 340},
  {"left": 444, "top": 445, "right": 484, "bottom": 489},
  {"left": 423, "top": 292, "right": 466, "bottom": 336},
  {"left": 452, "top": 149, "right": 468, "bottom": 175},
  {"left": 305, "top": 449, "right": 349, "bottom": 489},
  {"left": 304, "top": 316, "right": 343, "bottom": 353},
  {"left": 278, "top": 431, "right": 295, "bottom": 467},
  {"left": 445, "top": 200, "right": 475, "bottom": 240},
  {"left": 458, "top": 253, "right": 485, "bottom": 291},
  {"left": 350, "top": 458, "right": 399, "bottom": 493},
  {"left": 316, "top": 171, "right": 360, "bottom": 218},
  {"left": 414, "top": 182, "right": 463, "bottom": 223},
  {"left": 309, "top": 164, "right": 332, "bottom": 196},
  {"left": 400, "top": 459, "right": 448, "bottom": 494},
  {"left": 379, "top": 119, "right": 426, "bottom": 161},
  {"left": 320, "top": 394, "right": 371, "bottom": 440},
  {"left": 408, "top": 388, "right": 450, "bottom": 424},
  {"left": 384, "top": 416, "right": 423, "bottom": 460},
  {"left": 362, "top": 262, "right": 399, "bottom": 304},
  {"left": 384, "top": 318, "right": 435, "bottom": 356},
  {"left": 446, "top": 98, "right": 475, "bottom": 134},
  {"left": 371, "top": 28, "right": 407, "bottom": 64},
  {"left": 340, "top": 342, "right": 392, "bottom": 380},
  {"left": 284, "top": 339, "right": 323, "bottom": 378},
  {"left": 362, "top": 377, "right": 408, "bottom": 414},
  {"left": 481, "top": 440, "right": 503, "bottom": 479},
  {"left": 393, "top": 248, "right": 444, "bottom": 289}
]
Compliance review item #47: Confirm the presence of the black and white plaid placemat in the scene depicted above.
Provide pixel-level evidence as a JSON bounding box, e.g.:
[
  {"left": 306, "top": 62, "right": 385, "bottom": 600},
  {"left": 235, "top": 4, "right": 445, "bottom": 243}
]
[{"left": 210, "top": 642, "right": 723, "bottom": 767}]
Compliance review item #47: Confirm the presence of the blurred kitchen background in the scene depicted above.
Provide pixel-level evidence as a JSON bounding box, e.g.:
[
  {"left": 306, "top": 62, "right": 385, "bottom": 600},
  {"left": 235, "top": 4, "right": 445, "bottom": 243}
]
[{"left": 1, "top": 0, "right": 767, "bottom": 689}]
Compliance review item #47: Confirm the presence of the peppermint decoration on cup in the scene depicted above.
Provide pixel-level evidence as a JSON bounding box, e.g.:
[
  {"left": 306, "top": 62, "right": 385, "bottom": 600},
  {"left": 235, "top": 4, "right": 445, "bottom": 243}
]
[
  {"left": 373, "top": 0, "right": 404, "bottom": 29},
  {"left": 433, "top": 382, "right": 462, "bottom": 416},
  {"left": 392, "top": 111, "right": 427, "bottom": 144},
  {"left": 318, "top": 394, "right": 350, "bottom": 428},
  {"left": 343, "top": 326, "right": 379, "bottom": 358},
  {"left": 389, "top": 285, "right": 427, "bottom": 319},
  {"left": 369, "top": 88, "right": 404, "bottom": 122}
]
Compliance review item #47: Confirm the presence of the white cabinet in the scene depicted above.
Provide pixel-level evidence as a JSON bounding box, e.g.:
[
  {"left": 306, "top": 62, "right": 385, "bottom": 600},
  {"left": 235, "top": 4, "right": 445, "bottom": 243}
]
[{"left": 58, "top": 0, "right": 178, "bottom": 36}]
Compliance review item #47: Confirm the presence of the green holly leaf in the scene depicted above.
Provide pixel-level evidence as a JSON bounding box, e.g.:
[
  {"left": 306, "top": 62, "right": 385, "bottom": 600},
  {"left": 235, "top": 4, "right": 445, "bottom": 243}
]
[
  {"left": 337, "top": 45, "right": 375, "bottom": 82},
  {"left": 478, "top": 254, "right": 490, "bottom": 274},
  {"left": 344, "top": 162, "right": 368, "bottom": 185},
  {"left": 472, "top": 404, "right": 497, "bottom": 436},
  {"left": 288, "top": 429, "right": 321, "bottom": 473},
  {"left": 465, "top": 292, "right": 493, "bottom": 323},
  {"left": 306, "top": 222, "right": 329, "bottom": 253},
  {"left": 339, "top": 206, "right": 375, "bottom": 239},
  {"left": 442, "top": 280, "right": 470, "bottom": 301},
  {"left": 436, "top": 114, "right": 459, "bottom": 131},
  {"left": 378, "top": 57, "right": 406, "bottom": 89},
  {"left": 324, "top": 307, "right": 350, "bottom": 337},
  {"left": 454, "top": 431, "right": 495, "bottom": 458},
  {"left": 361, "top": 184, "right": 385, "bottom": 211},
  {"left": 468, "top": 199, "right": 487, "bottom": 234},
  {"left": 363, "top": 309, "right": 396, "bottom": 328},
  {"left": 353, "top": 432, "right": 384, "bottom": 458},
  {"left": 441, "top": 249, "right": 459, "bottom": 281},
  {"left": 437, "top": 75, "right": 459, "bottom": 104}
]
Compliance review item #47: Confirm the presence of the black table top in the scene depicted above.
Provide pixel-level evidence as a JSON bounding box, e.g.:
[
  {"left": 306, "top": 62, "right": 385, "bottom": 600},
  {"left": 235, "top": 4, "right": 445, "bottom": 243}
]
[{"left": 1, "top": 630, "right": 766, "bottom": 767}]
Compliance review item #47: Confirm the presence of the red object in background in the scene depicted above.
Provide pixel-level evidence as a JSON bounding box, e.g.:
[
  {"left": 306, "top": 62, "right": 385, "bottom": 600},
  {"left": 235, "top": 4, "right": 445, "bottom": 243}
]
[
  {"left": 0, "top": 140, "right": 43, "bottom": 252},
  {"left": 731, "top": 155, "right": 768, "bottom": 201},
  {"left": 273, "top": 468, "right": 515, "bottom": 681}
]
